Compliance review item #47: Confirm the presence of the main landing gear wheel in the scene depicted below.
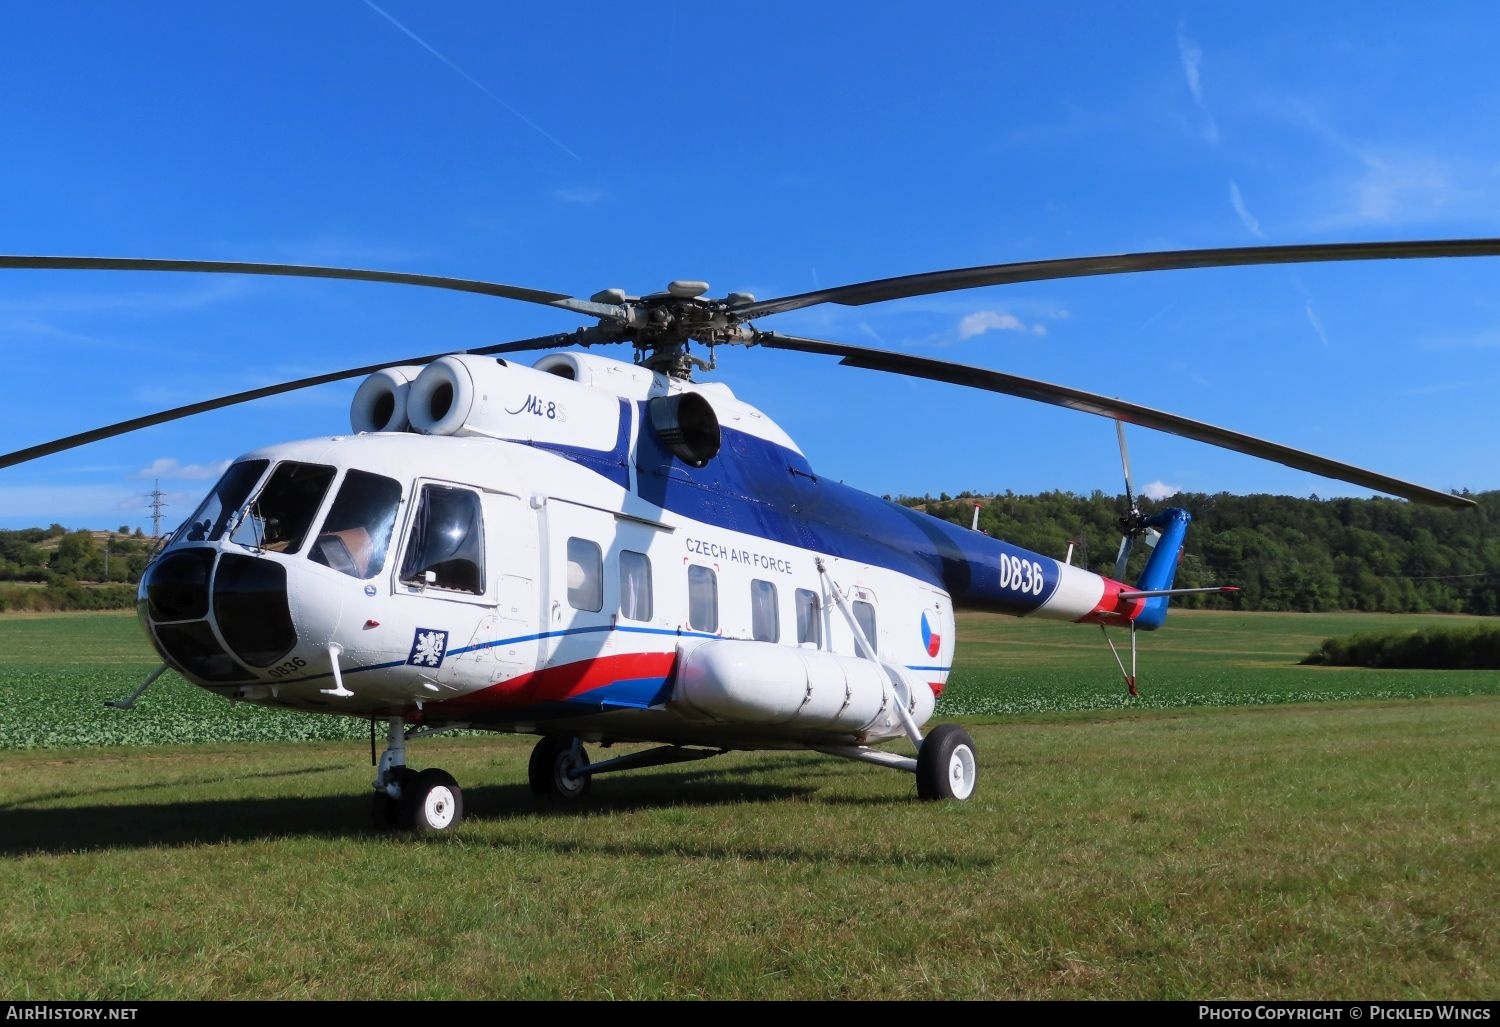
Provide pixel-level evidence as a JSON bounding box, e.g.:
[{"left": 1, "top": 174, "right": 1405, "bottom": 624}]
[
  {"left": 916, "top": 724, "right": 978, "bottom": 801},
  {"left": 401, "top": 768, "right": 464, "bottom": 832},
  {"left": 528, "top": 735, "right": 592, "bottom": 800}
]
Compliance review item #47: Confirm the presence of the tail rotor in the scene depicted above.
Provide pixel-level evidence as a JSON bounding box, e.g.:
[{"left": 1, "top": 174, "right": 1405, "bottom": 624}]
[{"left": 1113, "top": 420, "right": 1148, "bottom": 581}]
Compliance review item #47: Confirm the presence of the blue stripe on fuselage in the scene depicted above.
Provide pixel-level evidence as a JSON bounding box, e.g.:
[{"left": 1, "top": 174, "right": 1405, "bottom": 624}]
[
  {"left": 524, "top": 397, "right": 1066, "bottom": 614},
  {"left": 527, "top": 396, "right": 632, "bottom": 488}
]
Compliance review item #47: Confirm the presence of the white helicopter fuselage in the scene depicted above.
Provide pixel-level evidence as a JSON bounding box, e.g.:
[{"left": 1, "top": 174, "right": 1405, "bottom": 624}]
[{"left": 138, "top": 352, "right": 1170, "bottom": 754}]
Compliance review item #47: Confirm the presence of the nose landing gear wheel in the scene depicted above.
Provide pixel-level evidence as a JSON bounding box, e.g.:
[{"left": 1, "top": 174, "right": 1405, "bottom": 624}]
[
  {"left": 401, "top": 768, "right": 464, "bottom": 832},
  {"left": 916, "top": 724, "right": 978, "bottom": 801},
  {"left": 528, "top": 735, "right": 592, "bottom": 800}
]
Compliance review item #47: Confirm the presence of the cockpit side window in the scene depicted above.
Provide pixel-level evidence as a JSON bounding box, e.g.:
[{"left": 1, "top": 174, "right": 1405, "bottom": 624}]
[
  {"left": 181, "top": 460, "right": 269, "bottom": 544},
  {"left": 309, "top": 470, "right": 403, "bottom": 580},
  {"left": 230, "top": 462, "right": 336, "bottom": 554},
  {"left": 399, "top": 484, "right": 485, "bottom": 594}
]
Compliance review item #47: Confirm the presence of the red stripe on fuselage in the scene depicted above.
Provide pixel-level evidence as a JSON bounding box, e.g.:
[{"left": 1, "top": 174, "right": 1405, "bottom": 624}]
[
  {"left": 1076, "top": 577, "right": 1145, "bottom": 627},
  {"left": 439, "top": 650, "right": 679, "bottom": 714}
]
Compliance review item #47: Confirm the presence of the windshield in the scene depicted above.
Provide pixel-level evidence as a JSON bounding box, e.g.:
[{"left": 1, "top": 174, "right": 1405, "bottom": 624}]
[
  {"left": 308, "top": 470, "right": 403, "bottom": 580},
  {"left": 230, "top": 462, "right": 336, "bottom": 554},
  {"left": 180, "top": 461, "right": 269, "bottom": 544}
]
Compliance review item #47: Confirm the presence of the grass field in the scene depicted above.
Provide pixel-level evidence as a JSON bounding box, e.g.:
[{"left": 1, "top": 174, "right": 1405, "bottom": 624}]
[{"left": 0, "top": 610, "right": 1496, "bottom": 999}]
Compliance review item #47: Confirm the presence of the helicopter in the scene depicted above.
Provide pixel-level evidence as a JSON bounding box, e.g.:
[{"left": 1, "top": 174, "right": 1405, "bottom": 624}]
[{"left": 0, "top": 239, "right": 1487, "bottom": 832}]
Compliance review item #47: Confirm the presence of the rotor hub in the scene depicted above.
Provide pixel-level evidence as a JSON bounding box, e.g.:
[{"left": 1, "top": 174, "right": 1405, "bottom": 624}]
[{"left": 590, "top": 286, "right": 759, "bottom": 379}]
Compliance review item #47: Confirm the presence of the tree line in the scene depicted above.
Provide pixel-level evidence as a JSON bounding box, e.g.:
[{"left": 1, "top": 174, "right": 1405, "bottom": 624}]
[
  {"left": 895, "top": 489, "right": 1500, "bottom": 615},
  {"left": 0, "top": 526, "right": 154, "bottom": 612},
  {"left": 5, "top": 488, "right": 1500, "bottom": 615}
]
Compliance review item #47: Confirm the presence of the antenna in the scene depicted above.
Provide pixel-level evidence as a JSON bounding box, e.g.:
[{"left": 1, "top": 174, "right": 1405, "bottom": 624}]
[{"left": 148, "top": 479, "right": 167, "bottom": 540}]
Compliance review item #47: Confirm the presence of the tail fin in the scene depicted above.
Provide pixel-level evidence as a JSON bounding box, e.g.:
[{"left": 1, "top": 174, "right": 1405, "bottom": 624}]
[{"left": 1131, "top": 508, "right": 1191, "bottom": 629}]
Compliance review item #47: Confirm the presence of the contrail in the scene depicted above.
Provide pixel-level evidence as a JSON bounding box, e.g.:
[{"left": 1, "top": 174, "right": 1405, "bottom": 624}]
[{"left": 362, "top": 0, "right": 581, "bottom": 161}]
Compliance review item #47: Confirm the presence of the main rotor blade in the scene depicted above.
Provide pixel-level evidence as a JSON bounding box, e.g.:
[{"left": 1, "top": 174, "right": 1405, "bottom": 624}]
[
  {"left": 0, "top": 256, "right": 625, "bottom": 320},
  {"left": 0, "top": 334, "right": 572, "bottom": 470},
  {"left": 734, "top": 239, "right": 1500, "bottom": 318},
  {"left": 0, "top": 357, "right": 426, "bottom": 470},
  {"left": 474, "top": 325, "right": 628, "bottom": 354},
  {"left": 754, "top": 332, "right": 1475, "bottom": 509}
]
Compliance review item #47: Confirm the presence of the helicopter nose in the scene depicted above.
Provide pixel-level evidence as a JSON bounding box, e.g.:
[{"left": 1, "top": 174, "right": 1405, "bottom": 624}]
[{"left": 140, "top": 550, "right": 298, "bottom": 681}]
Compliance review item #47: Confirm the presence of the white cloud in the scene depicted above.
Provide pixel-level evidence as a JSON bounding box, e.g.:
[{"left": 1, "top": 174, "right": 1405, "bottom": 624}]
[
  {"left": 1228, "top": 180, "right": 1264, "bottom": 238},
  {"left": 1304, "top": 304, "right": 1330, "bottom": 346},
  {"left": 362, "top": 0, "right": 580, "bottom": 161},
  {"left": 1177, "top": 25, "right": 1205, "bottom": 105},
  {"left": 1348, "top": 153, "right": 1465, "bottom": 224},
  {"left": 1176, "top": 22, "right": 1218, "bottom": 142},
  {"left": 858, "top": 321, "right": 890, "bottom": 347},
  {"left": 958, "top": 311, "right": 1025, "bottom": 339},
  {"left": 1289, "top": 108, "right": 1489, "bottom": 228},
  {"left": 1142, "top": 480, "right": 1181, "bottom": 501},
  {"left": 135, "top": 458, "right": 231, "bottom": 481}
]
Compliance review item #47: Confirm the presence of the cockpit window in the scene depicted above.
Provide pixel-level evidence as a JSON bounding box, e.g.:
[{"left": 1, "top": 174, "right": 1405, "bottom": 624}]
[
  {"left": 229, "top": 462, "right": 336, "bottom": 554},
  {"left": 309, "top": 470, "right": 403, "bottom": 580},
  {"left": 399, "top": 484, "right": 485, "bottom": 594},
  {"left": 181, "top": 460, "right": 269, "bottom": 544}
]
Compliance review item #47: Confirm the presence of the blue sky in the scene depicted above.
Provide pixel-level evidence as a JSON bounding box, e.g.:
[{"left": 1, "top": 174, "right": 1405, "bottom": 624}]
[{"left": 2, "top": 2, "right": 1499, "bottom": 533}]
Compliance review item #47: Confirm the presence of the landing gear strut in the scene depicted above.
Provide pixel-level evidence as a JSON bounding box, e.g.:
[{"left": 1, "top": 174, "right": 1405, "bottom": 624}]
[
  {"left": 526, "top": 735, "right": 727, "bottom": 800},
  {"left": 371, "top": 717, "right": 465, "bottom": 832},
  {"left": 815, "top": 722, "right": 980, "bottom": 801}
]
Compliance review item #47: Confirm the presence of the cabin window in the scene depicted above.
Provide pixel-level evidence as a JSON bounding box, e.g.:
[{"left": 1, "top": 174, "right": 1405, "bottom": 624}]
[
  {"left": 567, "top": 537, "right": 603, "bottom": 612},
  {"left": 229, "top": 461, "right": 336, "bottom": 554},
  {"left": 795, "top": 588, "right": 821, "bottom": 646},
  {"left": 751, "top": 579, "right": 779, "bottom": 642},
  {"left": 182, "top": 460, "right": 268, "bottom": 544},
  {"left": 688, "top": 564, "right": 718, "bottom": 633},
  {"left": 309, "top": 470, "right": 403, "bottom": 580},
  {"left": 853, "top": 599, "right": 878, "bottom": 655},
  {"left": 619, "top": 549, "right": 652, "bottom": 621},
  {"left": 399, "top": 484, "right": 485, "bottom": 594}
]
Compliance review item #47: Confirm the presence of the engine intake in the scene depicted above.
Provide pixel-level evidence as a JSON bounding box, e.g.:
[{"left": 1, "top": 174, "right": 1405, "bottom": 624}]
[{"left": 349, "top": 365, "right": 423, "bottom": 433}]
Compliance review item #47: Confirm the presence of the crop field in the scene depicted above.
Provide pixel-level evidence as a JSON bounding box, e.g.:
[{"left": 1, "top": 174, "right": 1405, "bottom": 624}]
[
  {"left": 4, "top": 608, "right": 1498, "bottom": 749},
  {"left": 0, "top": 610, "right": 1496, "bottom": 1000}
]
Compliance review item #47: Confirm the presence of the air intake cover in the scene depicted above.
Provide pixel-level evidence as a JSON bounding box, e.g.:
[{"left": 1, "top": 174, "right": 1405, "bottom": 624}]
[
  {"left": 406, "top": 354, "right": 623, "bottom": 450},
  {"left": 649, "top": 393, "right": 720, "bottom": 467}
]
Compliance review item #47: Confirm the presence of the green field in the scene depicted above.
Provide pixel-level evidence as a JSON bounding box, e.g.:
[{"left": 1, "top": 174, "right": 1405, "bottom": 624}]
[
  {"left": 0, "top": 610, "right": 1496, "bottom": 999},
  {"left": 4, "top": 608, "right": 1498, "bottom": 749}
]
